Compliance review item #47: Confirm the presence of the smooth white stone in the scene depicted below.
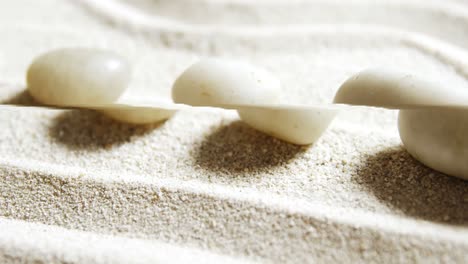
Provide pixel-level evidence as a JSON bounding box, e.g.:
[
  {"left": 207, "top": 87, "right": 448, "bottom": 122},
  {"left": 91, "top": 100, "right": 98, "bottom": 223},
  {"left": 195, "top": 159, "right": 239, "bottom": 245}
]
[
  {"left": 333, "top": 67, "right": 468, "bottom": 179},
  {"left": 101, "top": 107, "right": 176, "bottom": 124},
  {"left": 172, "top": 58, "right": 282, "bottom": 106},
  {"left": 27, "top": 48, "right": 131, "bottom": 106},
  {"left": 334, "top": 68, "right": 468, "bottom": 109},
  {"left": 399, "top": 109, "right": 468, "bottom": 180},
  {"left": 172, "top": 58, "right": 337, "bottom": 145},
  {"left": 96, "top": 98, "right": 187, "bottom": 124},
  {"left": 238, "top": 105, "right": 338, "bottom": 145}
]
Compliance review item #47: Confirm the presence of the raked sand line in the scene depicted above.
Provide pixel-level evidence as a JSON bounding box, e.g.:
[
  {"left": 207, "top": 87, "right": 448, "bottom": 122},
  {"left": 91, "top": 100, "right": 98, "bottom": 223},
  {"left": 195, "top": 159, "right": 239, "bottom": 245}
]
[
  {"left": 111, "top": 0, "right": 468, "bottom": 27},
  {"left": 0, "top": 218, "right": 249, "bottom": 264},
  {"left": 77, "top": 0, "right": 468, "bottom": 48},
  {"left": 0, "top": 102, "right": 466, "bottom": 261},
  {"left": 0, "top": 159, "right": 467, "bottom": 263}
]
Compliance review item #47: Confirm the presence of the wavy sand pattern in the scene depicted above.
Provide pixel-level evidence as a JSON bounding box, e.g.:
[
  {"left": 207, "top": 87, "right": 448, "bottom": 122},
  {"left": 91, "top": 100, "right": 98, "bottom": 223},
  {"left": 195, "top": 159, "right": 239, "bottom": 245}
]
[{"left": 0, "top": 0, "right": 467, "bottom": 263}]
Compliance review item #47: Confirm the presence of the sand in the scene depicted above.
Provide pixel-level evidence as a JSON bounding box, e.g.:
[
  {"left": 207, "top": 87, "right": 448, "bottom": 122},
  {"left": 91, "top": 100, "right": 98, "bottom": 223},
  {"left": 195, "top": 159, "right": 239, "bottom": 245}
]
[{"left": 0, "top": 0, "right": 467, "bottom": 263}]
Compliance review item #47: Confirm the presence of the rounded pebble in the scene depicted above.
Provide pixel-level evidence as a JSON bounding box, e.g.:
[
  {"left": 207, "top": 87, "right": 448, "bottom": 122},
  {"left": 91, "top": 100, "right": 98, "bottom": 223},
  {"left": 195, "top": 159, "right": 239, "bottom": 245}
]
[
  {"left": 172, "top": 58, "right": 337, "bottom": 145},
  {"left": 399, "top": 109, "right": 468, "bottom": 180},
  {"left": 334, "top": 67, "right": 468, "bottom": 180},
  {"left": 27, "top": 48, "right": 131, "bottom": 106},
  {"left": 172, "top": 58, "right": 282, "bottom": 106},
  {"left": 101, "top": 107, "right": 176, "bottom": 124},
  {"left": 97, "top": 98, "right": 183, "bottom": 124},
  {"left": 334, "top": 68, "right": 468, "bottom": 108},
  {"left": 238, "top": 105, "right": 338, "bottom": 145}
]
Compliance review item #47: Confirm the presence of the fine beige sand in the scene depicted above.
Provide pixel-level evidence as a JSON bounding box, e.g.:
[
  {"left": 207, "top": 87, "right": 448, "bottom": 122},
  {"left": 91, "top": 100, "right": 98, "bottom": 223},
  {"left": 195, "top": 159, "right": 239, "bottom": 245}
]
[{"left": 0, "top": 0, "right": 467, "bottom": 263}]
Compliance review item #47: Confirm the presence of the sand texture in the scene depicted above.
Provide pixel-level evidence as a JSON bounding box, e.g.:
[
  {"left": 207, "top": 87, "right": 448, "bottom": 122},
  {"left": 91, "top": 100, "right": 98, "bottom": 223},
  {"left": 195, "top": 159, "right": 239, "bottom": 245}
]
[{"left": 0, "top": 0, "right": 467, "bottom": 263}]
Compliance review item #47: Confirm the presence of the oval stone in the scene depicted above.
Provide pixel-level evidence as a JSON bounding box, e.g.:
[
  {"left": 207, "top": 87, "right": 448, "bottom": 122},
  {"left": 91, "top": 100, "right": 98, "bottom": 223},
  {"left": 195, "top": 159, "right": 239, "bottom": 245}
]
[
  {"left": 27, "top": 48, "right": 131, "bottom": 106},
  {"left": 398, "top": 109, "right": 468, "bottom": 180},
  {"left": 172, "top": 58, "right": 282, "bottom": 106},
  {"left": 101, "top": 108, "right": 176, "bottom": 124},
  {"left": 334, "top": 68, "right": 468, "bottom": 109},
  {"left": 238, "top": 105, "right": 338, "bottom": 145},
  {"left": 172, "top": 58, "right": 336, "bottom": 145}
]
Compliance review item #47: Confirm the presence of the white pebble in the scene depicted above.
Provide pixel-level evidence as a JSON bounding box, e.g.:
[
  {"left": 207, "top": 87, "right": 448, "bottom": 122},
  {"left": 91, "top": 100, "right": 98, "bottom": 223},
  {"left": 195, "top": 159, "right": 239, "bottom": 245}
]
[
  {"left": 97, "top": 99, "right": 183, "bottom": 124},
  {"left": 172, "top": 59, "right": 337, "bottom": 145},
  {"left": 334, "top": 68, "right": 468, "bottom": 180},
  {"left": 399, "top": 109, "right": 468, "bottom": 180},
  {"left": 334, "top": 68, "right": 468, "bottom": 108},
  {"left": 172, "top": 58, "right": 282, "bottom": 106},
  {"left": 27, "top": 48, "right": 131, "bottom": 106},
  {"left": 100, "top": 107, "right": 176, "bottom": 124},
  {"left": 238, "top": 105, "right": 338, "bottom": 145}
]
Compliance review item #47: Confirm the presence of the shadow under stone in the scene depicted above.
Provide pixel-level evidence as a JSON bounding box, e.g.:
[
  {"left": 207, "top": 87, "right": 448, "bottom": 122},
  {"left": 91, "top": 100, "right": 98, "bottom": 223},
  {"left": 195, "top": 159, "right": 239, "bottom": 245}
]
[
  {"left": 0, "top": 89, "right": 41, "bottom": 107},
  {"left": 0, "top": 87, "right": 162, "bottom": 150},
  {"left": 193, "top": 121, "right": 306, "bottom": 173},
  {"left": 354, "top": 148, "right": 468, "bottom": 226},
  {"left": 49, "top": 110, "right": 162, "bottom": 150}
]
